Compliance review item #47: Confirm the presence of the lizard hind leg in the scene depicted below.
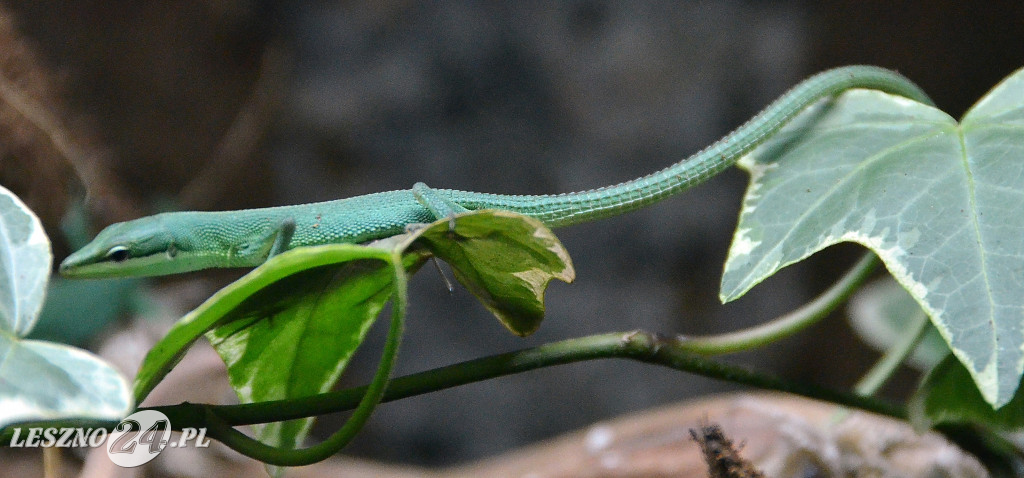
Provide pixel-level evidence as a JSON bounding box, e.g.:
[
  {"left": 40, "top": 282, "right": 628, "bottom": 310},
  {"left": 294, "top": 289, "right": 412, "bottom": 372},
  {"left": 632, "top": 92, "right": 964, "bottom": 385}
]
[{"left": 412, "top": 182, "right": 468, "bottom": 231}]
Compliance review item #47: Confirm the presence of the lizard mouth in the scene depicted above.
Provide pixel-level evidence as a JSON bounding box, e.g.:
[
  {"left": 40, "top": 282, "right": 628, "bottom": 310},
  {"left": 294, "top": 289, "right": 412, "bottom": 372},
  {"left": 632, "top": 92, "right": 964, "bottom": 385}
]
[
  {"left": 58, "top": 250, "right": 163, "bottom": 279},
  {"left": 60, "top": 247, "right": 237, "bottom": 279}
]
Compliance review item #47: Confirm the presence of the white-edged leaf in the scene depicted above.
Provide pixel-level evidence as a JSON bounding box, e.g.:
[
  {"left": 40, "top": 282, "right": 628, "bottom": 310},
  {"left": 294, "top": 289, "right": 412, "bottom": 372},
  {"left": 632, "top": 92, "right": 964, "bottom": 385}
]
[
  {"left": 0, "top": 185, "right": 50, "bottom": 336},
  {"left": 0, "top": 335, "right": 132, "bottom": 429},
  {"left": 722, "top": 67, "right": 1024, "bottom": 406},
  {"left": 0, "top": 186, "right": 132, "bottom": 430}
]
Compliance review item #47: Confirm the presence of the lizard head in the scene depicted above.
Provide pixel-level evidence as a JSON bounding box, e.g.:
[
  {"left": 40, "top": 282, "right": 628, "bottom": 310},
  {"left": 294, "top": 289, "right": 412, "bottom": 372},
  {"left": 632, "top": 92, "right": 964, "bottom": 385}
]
[{"left": 59, "top": 215, "right": 189, "bottom": 278}]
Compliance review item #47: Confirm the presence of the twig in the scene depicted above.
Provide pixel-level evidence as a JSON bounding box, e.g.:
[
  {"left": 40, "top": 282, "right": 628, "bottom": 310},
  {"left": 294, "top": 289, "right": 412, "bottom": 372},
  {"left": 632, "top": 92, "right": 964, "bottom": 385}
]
[{"left": 148, "top": 330, "right": 904, "bottom": 432}]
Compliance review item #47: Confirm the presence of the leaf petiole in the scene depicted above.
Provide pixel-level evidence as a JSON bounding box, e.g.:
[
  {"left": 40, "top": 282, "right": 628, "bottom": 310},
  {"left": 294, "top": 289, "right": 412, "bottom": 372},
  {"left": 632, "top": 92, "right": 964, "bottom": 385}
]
[
  {"left": 854, "top": 309, "right": 930, "bottom": 397},
  {"left": 678, "top": 253, "right": 879, "bottom": 355}
]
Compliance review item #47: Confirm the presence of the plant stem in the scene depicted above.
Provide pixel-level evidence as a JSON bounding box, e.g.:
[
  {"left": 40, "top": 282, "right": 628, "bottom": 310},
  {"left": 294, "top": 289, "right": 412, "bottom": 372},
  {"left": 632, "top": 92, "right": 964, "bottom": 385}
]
[
  {"left": 0, "top": 252, "right": 891, "bottom": 455},
  {"left": 0, "top": 330, "right": 904, "bottom": 452},
  {"left": 854, "top": 309, "right": 930, "bottom": 397},
  {"left": 678, "top": 252, "right": 879, "bottom": 355},
  {"left": 150, "top": 329, "right": 902, "bottom": 432}
]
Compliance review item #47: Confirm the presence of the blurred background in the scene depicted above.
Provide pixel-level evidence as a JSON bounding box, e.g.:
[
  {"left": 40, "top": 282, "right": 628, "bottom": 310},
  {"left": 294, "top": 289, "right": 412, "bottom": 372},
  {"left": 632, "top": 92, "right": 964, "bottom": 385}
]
[{"left": 0, "top": 0, "right": 1022, "bottom": 468}]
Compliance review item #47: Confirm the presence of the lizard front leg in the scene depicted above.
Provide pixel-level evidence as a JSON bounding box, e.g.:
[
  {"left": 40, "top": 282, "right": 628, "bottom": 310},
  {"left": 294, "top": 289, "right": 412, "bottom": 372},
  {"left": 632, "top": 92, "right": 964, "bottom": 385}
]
[
  {"left": 267, "top": 218, "right": 296, "bottom": 258},
  {"left": 412, "top": 182, "right": 467, "bottom": 231}
]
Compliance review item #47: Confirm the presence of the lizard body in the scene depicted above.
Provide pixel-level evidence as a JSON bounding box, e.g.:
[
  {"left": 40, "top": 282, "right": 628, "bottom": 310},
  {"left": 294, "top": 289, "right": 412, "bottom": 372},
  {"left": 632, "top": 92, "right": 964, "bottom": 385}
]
[{"left": 60, "top": 66, "right": 932, "bottom": 278}]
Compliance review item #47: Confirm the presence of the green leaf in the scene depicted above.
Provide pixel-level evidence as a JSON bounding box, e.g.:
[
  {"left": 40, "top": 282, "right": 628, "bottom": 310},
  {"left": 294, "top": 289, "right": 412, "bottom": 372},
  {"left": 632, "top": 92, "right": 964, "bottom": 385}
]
[
  {"left": 909, "top": 354, "right": 1024, "bottom": 431},
  {"left": 722, "top": 67, "right": 1024, "bottom": 407},
  {"left": 133, "top": 242, "right": 424, "bottom": 460},
  {"left": 133, "top": 244, "right": 423, "bottom": 403},
  {"left": 0, "top": 185, "right": 131, "bottom": 429},
  {"left": 847, "top": 277, "right": 949, "bottom": 371},
  {"left": 413, "top": 210, "right": 575, "bottom": 336},
  {"left": 206, "top": 250, "right": 423, "bottom": 452},
  {"left": 0, "top": 186, "right": 51, "bottom": 336}
]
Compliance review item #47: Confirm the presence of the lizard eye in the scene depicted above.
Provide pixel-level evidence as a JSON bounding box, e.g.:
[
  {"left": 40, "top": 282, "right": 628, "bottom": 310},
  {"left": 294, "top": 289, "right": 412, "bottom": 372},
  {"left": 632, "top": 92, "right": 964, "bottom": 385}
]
[{"left": 106, "top": 246, "right": 130, "bottom": 262}]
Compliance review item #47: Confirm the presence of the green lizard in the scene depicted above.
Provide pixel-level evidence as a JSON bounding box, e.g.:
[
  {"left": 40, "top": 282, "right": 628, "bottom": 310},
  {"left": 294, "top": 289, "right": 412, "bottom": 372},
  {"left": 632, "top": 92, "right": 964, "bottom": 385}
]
[{"left": 60, "top": 66, "right": 932, "bottom": 279}]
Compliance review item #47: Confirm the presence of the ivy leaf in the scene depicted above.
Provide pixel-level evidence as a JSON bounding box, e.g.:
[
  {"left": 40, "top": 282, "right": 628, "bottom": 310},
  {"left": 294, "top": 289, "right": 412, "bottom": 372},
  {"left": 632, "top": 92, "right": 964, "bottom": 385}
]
[
  {"left": 133, "top": 245, "right": 426, "bottom": 404},
  {"left": 0, "top": 186, "right": 50, "bottom": 336},
  {"left": 0, "top": 185, "right": 131, "bottom": 429},
  {"left": 206, "top": 249, "right": 423, "bottom": 453},
  {"left": 0, "top": 338, "right": 132, "bottom": 428},
  {"left": 909, "top": 354, "right": 1024, "bottom": 431},
  {"left": 132, "top": 243, "right": 423, "bottom": 467},
  {"left": 413, "top": 210, "right": 575, "bottom": 336},
  {"left": 722, "top": 67, "right": 1024, "bottom": 407}
]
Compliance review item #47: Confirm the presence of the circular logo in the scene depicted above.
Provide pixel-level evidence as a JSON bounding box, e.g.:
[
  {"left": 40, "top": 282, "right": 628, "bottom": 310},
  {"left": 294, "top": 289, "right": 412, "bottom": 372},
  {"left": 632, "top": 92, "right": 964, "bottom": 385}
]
[{"left": 106, "top": 410, "right": 171, "bottom": 467}]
